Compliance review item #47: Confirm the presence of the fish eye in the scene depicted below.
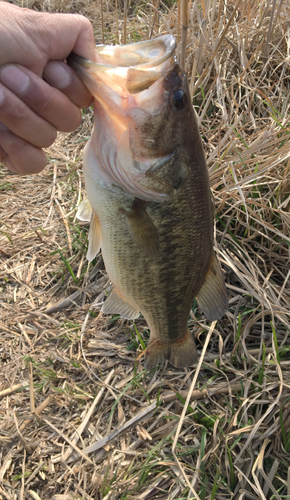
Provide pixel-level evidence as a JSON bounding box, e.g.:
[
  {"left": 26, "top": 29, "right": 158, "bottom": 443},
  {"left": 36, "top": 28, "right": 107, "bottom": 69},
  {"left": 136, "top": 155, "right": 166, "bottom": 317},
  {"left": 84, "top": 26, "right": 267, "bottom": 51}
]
[{"left": 172, "top": 90, "right": 187, "bottom": 109}]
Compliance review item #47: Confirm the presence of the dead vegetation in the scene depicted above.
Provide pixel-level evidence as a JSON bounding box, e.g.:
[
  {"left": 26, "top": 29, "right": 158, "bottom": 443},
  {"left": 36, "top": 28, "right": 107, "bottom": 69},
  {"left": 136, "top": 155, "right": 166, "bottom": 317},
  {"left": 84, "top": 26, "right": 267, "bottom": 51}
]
[{"left": 1, "top": 0, "right": 290, "bottom": 498}]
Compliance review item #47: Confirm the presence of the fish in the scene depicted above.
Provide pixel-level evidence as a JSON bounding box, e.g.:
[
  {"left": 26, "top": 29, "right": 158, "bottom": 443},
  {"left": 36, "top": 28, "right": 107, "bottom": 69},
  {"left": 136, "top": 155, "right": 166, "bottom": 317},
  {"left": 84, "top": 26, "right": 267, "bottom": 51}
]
[{"left": 67, "top": 35, "right": 228, "bottom": 369}]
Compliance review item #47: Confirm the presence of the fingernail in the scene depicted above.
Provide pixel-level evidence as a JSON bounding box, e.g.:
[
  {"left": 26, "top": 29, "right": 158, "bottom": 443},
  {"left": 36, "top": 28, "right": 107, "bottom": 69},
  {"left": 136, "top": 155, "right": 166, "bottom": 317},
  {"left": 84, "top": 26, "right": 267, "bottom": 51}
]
[
  {"left": 0, "top": 65, "right": 30, "bottom": 94},
  {"left": 44, "top": 61, "right": 71, "bottom": 89}
]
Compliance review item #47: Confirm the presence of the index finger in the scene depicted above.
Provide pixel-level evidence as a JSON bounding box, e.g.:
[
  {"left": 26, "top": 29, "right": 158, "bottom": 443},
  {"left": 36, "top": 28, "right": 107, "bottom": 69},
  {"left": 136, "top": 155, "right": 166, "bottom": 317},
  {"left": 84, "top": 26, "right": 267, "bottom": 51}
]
[{"left": 43, "top": 60, "right": 93, "bottom": 109}]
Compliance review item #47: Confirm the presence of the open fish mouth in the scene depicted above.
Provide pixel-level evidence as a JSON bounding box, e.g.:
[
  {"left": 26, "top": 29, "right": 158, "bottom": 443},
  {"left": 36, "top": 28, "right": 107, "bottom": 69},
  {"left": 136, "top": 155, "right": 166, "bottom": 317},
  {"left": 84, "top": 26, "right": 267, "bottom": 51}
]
[
  {"left": 67, "top": 35, "right": 176, "bottom": 95},
  {"left": 67, "top": 35, "right": 179, "bottom": 202}
]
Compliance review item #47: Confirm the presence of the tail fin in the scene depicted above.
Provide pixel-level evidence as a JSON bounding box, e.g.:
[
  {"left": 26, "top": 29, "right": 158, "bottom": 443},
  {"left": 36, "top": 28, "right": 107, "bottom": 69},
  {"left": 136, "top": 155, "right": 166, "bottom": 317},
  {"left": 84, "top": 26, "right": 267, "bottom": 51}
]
[{"left": 145, "top": 329, "right": 197, "bottom": 369}]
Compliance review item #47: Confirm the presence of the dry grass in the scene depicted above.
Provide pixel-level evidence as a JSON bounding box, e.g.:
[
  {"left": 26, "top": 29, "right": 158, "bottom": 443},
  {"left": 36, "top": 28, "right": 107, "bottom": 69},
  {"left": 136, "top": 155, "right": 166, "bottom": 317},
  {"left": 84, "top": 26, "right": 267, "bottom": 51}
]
[{"left": 1, "top": 0, "right": 290, "bottom": 499}]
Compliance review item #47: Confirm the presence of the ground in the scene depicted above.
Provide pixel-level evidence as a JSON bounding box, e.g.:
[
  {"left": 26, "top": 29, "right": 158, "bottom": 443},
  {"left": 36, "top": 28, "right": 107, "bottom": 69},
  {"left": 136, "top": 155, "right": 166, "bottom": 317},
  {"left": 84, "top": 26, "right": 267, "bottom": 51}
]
[{"left": 0, "top": 0, "right": 290, "bottom": 499}]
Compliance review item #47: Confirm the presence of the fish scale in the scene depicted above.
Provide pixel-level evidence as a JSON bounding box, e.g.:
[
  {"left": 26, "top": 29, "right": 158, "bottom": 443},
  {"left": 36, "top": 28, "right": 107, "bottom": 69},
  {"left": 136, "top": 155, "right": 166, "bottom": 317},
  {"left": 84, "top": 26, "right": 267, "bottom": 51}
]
[{"left": 68, "top": 35, "right": 228, "bottom": 369}]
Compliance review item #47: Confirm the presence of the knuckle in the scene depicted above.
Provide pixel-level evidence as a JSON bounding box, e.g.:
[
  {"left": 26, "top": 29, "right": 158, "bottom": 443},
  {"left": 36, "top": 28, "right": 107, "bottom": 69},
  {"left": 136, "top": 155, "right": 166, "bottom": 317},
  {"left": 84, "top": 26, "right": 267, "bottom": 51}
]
[
  {"left": 12, "top": 144, "right": 46, "bottom": 174},
  {"left": 74, "top": 14, "right": 92, "bottom": 29},
  {"left": 10, "top": 104, "right": 28, "bottom": 127},
  {"left": 0, "top": 126, "right": 46, "bottom": 173},
  {"left": 35, "top": 90, "right": 54, "bottom": 115},
  {"left": 24, "top": 152, "right": 47, "bottom": 174},
  {"left": 0, "top": 90, "right": 29, "bottom": 128}
]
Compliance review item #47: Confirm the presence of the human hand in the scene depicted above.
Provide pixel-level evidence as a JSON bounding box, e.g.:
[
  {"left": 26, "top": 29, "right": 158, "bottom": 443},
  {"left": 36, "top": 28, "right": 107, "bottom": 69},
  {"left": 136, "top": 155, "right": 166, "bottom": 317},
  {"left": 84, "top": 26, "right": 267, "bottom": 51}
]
[{"left": 0, "top": 2, "right": 96, "bottom": 174}]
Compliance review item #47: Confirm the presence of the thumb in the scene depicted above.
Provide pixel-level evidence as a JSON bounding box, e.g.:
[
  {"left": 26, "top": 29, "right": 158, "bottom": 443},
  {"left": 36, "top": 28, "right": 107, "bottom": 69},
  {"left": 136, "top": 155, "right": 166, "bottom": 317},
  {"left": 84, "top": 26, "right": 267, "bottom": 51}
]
[{"left": 30, "top": 12, "right": 96, "bottom": 63}]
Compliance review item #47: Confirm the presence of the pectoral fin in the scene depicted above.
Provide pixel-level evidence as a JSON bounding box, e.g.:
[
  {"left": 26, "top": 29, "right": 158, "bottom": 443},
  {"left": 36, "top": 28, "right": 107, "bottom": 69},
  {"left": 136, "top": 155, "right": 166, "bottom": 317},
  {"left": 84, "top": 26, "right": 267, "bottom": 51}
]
[
  {"left": 122, "top": 199, "right": 161, "bottom": 258},
  {"left": 76, "top": 198, "right": 93, "bottom": 221},
  {"left": 87, "top": 211, "right": 101, "bottom": 262},
  {"left": 76, "top": 199, "right": 101, "bottom": 262},
  {"left": 196, "top": 254, "right": 228, "bottom": 321},
  {"left": 102, "top": 288, "right": 140, "bottom": 319}
]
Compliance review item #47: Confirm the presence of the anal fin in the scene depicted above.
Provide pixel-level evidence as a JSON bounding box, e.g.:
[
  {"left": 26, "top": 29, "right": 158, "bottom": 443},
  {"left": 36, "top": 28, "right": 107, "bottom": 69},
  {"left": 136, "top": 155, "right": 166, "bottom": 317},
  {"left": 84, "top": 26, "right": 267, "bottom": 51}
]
[
  {"left": 102, "top": 288, "right": 140, "bottom": 320},
  {"left": 196, "top": 253, "right": 228, "bottom": 321},
  {"left": 145, "top": 329, "right": 197, "bottom": 369}
]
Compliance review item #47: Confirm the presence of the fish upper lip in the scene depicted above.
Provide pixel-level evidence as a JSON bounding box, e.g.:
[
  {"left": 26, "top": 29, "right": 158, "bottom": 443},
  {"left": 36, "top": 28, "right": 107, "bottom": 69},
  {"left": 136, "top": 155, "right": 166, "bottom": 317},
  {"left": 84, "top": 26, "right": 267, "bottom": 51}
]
[
  {"left": 67, "top": 35, "right": 176, "bottom": 94},
  {"left": 95, "top": 35, "right": 176, "bottom": 69},
  {"left": 68, "top": 35, "right": 176, "bottom": 69}
]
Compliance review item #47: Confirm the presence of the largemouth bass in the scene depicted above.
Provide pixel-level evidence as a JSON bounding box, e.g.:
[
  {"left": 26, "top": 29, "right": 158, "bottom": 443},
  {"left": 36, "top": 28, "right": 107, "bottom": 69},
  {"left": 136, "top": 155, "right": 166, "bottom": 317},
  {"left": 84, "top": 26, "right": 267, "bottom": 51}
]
[{"left": 68, "top": 35, "right": 228, "bottom": 369}]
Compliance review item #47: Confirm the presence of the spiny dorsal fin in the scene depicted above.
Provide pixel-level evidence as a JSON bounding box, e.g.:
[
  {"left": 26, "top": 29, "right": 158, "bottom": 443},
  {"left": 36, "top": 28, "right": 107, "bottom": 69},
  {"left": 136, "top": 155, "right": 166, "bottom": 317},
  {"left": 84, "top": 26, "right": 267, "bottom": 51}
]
[
  {"left": 87, "top": 211, "right": 101, "bottom": 262},
  {"left": 102, "top": 288, "right": 140, "bottom": 319},
  {"left": 196, "top": 253, "right": 228, "bottom": 321},
  {"left": 76, "top": 198, "right": 92, "bottom": 222},
  {"left": 121, "top": 199, "right": 161, "bottom": 258}
]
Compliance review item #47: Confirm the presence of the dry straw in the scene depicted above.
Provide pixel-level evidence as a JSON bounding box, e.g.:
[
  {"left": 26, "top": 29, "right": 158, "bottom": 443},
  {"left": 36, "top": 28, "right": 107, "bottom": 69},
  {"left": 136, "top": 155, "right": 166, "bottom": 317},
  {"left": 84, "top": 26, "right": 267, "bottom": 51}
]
[{"left": 0, "top": 0, "right": 290, "bottom": 498}]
